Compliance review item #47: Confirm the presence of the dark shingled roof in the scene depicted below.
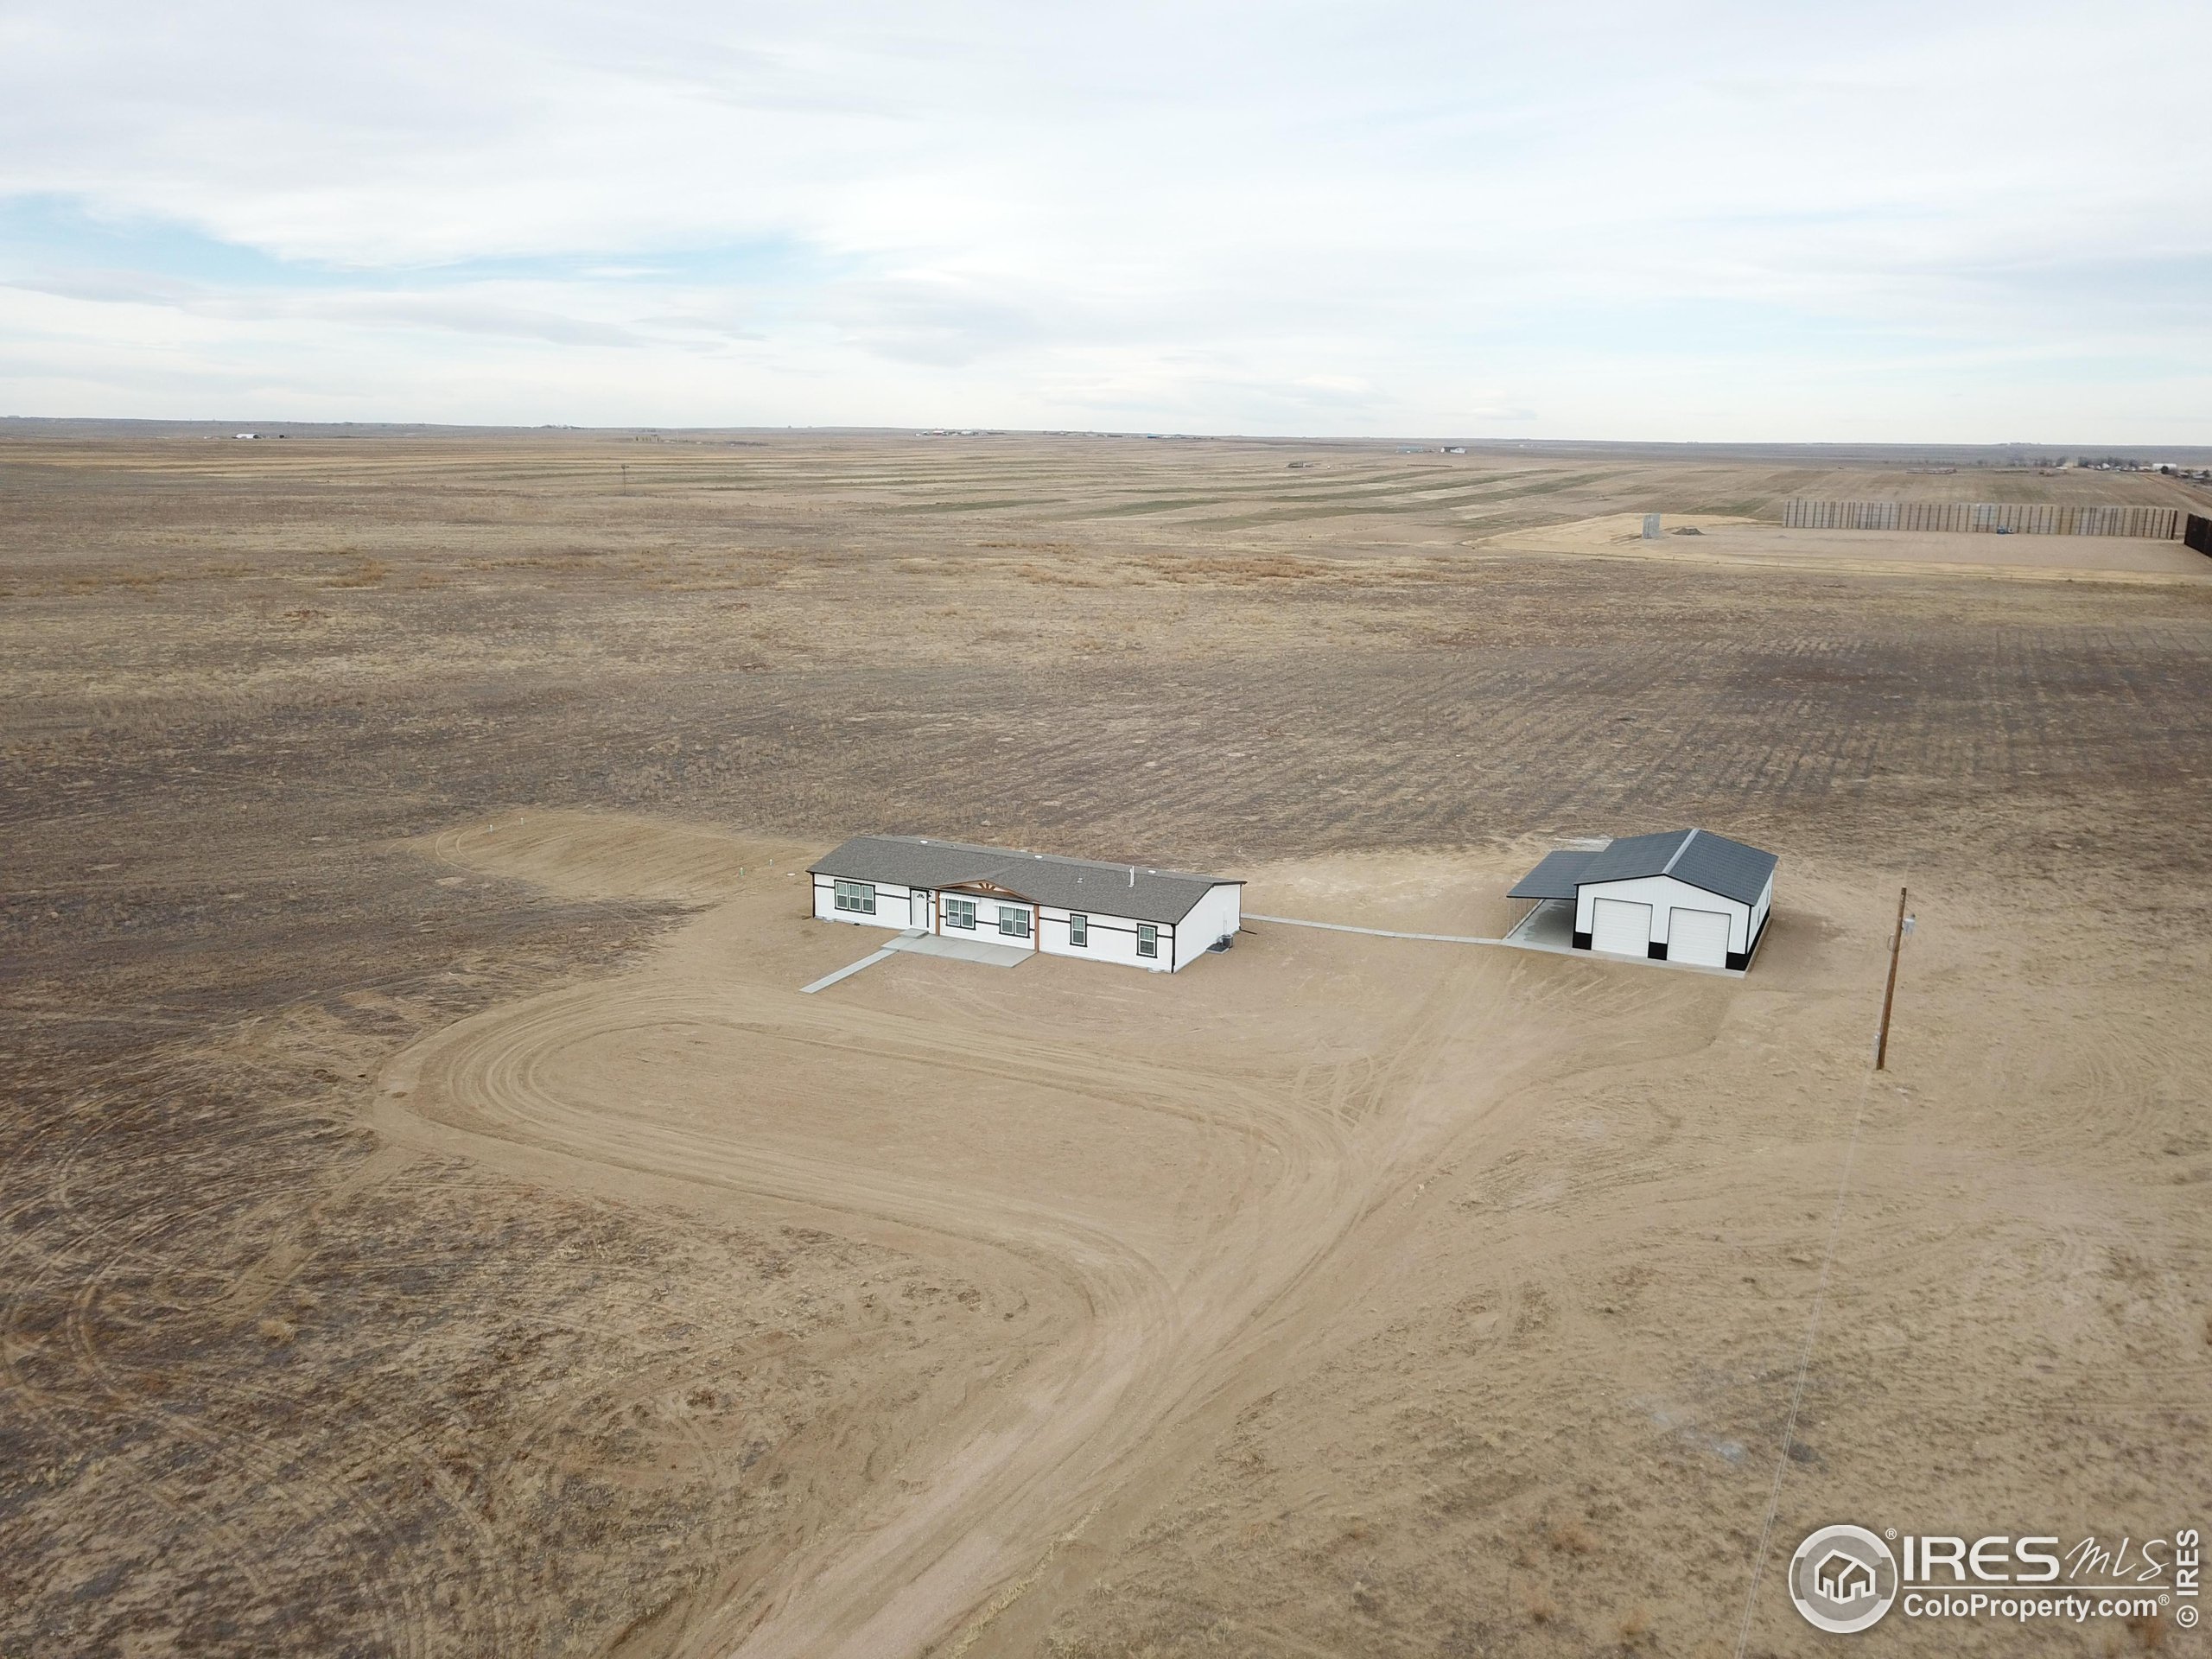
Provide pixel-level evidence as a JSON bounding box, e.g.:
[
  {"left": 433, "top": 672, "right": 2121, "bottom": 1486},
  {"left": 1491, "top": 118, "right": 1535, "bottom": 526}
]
[
  {"left": 1565, "top": 828, "right": 1777, "bottom": 906},
  {"left": 1511, "top": 830, "right": 1777, "bottom": 907},
  {"left": 809, "top": 835, "right": 1239, "bottom": 925},
  {"left": 1507, "top": 849, "right": 1597, "bottom": 900}
]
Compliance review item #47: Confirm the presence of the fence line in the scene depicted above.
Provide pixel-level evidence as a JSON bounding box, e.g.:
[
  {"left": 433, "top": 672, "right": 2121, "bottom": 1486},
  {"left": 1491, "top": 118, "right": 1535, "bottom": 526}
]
[{"left": 1783, "top": 499, "right": 2181, "bottom": 539}]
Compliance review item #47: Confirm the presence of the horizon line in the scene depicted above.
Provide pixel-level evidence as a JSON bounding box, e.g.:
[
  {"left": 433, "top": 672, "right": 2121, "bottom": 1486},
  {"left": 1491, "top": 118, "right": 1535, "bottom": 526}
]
[{"left": 3, "top": 416, "right": 2210, "bottom": 457}]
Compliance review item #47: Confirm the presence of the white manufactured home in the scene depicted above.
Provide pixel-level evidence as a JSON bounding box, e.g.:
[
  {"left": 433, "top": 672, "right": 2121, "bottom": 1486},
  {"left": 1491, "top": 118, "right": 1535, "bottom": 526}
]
[
  {"left": 809, "top": 835, "right": 1243, "bottom": 973},
  {"left": 1509, "top": 828, "right": 1777, "bottom": 970}
]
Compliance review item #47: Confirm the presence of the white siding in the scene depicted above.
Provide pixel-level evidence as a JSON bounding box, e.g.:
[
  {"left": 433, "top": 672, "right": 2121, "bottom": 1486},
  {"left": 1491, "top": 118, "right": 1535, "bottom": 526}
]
[
  {"left": 1575, "top": 874, "right": 1753, "bottom": 955},
  {"left": 811, "top": 875, "right": 927, "bottom": 931},
  {"left": 934, "top": 890, "right": 1039, "bottom": 950},
  {"left": 987, "top": 898, "right": 1038, "bottom": 949},
  {"left": 1037, "top": 905, "right": 1166, "bottom": 970},
  {"left": 1172, "top": 883, "right": 1243, "bottom": 970}
]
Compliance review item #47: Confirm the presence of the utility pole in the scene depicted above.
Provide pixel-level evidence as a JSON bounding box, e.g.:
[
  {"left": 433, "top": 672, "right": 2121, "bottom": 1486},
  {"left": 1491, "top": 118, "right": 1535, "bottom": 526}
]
[{"left": 1875, "top": 886, "right": 1908, "bottom": 1071}]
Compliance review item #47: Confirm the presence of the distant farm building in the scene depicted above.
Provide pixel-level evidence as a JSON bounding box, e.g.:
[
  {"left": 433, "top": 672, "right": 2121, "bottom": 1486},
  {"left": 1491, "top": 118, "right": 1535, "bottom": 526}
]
[
  {"left": 810, "top": 836, "right": 1243, "bottom": 973},
  {"left": 1510, "top": 829, "right": 1777, "bottom": 970}
]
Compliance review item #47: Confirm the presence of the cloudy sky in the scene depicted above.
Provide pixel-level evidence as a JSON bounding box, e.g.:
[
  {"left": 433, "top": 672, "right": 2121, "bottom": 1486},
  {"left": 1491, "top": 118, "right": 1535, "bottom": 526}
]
[{"left": 2, "top": 1, "right": 2205, "bottom": 439}]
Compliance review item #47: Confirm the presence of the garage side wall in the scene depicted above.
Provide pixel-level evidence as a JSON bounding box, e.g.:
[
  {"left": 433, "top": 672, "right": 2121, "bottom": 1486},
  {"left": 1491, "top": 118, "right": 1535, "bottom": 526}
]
[{"left": 1745, "top": 874, "right": 1774, "bottom": 963}]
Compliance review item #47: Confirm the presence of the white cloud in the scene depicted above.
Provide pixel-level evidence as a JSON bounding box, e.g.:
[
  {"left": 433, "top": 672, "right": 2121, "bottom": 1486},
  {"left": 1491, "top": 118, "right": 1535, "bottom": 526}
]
[{"left": 0, "top": 0, "right": 2207, "bottom": 436}]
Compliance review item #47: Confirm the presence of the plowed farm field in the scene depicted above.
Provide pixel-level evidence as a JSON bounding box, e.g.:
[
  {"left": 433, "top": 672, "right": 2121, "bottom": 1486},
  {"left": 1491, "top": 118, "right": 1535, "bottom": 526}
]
[{"left": 4, "top": 429, "right": 2209, "bottom": 1658}]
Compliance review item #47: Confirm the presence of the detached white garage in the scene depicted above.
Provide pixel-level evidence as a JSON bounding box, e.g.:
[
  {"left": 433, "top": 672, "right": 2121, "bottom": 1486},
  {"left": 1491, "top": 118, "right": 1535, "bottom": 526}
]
[{"left": 1509, "top": 829, "right": 1777, "bottom": 971}]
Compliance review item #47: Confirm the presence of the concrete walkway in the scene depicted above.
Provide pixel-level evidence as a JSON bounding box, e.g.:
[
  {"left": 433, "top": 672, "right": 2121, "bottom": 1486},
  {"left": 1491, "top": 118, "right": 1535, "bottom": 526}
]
[
  {"left": 1244, "top": 913, "right": 1503, "bottom": 945},
  {"left": 1247, "top": 912, "right": 1744, "bottom": 977},
  {"left": 798, "top": 948, "right": 901, "bottom": 995}
]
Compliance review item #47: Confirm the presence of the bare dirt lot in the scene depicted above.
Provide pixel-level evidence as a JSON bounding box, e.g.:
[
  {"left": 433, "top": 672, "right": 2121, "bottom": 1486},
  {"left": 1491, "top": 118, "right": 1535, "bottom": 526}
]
[{"left": 4, "top": 429, "right": 2209, "bottom": 1657}]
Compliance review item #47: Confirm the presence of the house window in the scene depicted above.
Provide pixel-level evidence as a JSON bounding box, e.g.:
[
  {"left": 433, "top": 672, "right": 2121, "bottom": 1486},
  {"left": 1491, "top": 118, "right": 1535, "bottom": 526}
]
[
  {"left": 1068, "top": 913, "right": 1088, "bottom": 948},
  {"left": 1137, "top": 923, "right": 1158, "bottom": 958},
  {"left": 945, "top": 898, "right": 976, "bottom": 930},
  {"left": 998, "top": 904, "right": 1031, "bottom": 939},
  {"left": 833, "top": 879, "right": 875, "bottom": 914}
]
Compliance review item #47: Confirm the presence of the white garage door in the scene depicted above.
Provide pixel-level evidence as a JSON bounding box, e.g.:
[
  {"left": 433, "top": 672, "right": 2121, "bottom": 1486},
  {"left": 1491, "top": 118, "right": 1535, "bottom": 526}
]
[
  {"left": 1669, "top": 906, "right": 1731, "bottom": 968},
  {"left": 1590, "top": 897, "right": 1651, "bottom": 957}
]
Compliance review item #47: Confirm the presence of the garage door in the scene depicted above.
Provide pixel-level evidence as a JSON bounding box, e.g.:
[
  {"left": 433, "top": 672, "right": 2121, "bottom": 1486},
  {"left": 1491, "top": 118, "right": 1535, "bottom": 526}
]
[
  {"left": 1669, "top": 906, "right": 1731, "bottom": 968},
  {"left": 1590, "top": 897, "right": 1651, "bottom": 957}
]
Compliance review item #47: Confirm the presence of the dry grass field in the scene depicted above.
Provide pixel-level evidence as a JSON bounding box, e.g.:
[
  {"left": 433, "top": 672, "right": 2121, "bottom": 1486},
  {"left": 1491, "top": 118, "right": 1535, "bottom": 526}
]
[{"left": 3, "top": 428, "right": 2210, "bottom": 1658}]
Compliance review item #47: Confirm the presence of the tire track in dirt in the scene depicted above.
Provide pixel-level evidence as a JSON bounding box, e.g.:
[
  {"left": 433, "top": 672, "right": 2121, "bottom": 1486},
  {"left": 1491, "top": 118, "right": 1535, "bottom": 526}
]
[
  {"left": 379, "top": 983, "right": 1214, "bottom": 1658},
  {"left": 950, "top": 947, "right": 1648, "bottom": 1656},
  {"left": 0, "top": 933, "right": 654, "bottom": 1655},
  {"left": 386, "top": 955, "right": 1560, "bottom": 1656},
  {"left": 0, "top": 1084, "right": 454, "bottom": 1659},
  {"left": 378, "top": 950, "right": 1374, "bottom": 1652}
]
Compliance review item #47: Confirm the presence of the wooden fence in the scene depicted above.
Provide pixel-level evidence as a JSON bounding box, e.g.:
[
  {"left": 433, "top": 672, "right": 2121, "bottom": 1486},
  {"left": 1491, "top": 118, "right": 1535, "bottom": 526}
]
[
  {"left": 2186, "top": 513, "right": 2212, "bottom": 557},
  {"left": 1783, "top": 499, "right": 2181, "bottom": 539}
]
